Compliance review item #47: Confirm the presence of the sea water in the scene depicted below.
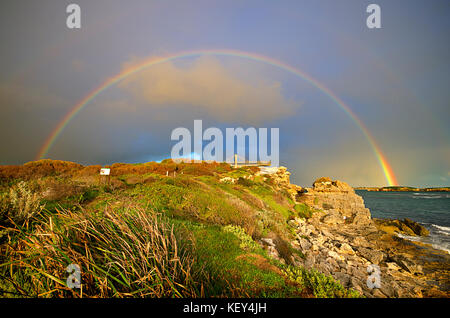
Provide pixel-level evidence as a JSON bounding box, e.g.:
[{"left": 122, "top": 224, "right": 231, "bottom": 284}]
[{"left": 356, "top": 190, "right": 450, "bottom": 254}]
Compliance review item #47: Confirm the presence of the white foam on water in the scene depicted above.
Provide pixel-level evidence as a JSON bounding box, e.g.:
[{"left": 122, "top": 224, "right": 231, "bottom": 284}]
[
  {"left": 397, "top": 233, "right": 422, "bottom": 243},
  {"left": 412, "top": 195, "right": 442, "bottom": 199},
  {"left": 432, "top": 245, "right": 450, "bottom": 254},
  {"left": 432, "top": 224, "right": 450, "bottom": 232},
  {"left": 396, "top": 232, "right": 450, "bottom": 255}
]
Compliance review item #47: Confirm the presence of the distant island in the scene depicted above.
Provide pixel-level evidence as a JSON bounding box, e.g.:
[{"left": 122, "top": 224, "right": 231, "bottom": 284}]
[{"left": 354, "top": 186, "right": 450, "bottom": 192}]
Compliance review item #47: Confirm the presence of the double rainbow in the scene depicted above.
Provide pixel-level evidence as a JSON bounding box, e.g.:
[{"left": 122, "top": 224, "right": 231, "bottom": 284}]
[{"left": 36, "top": 49, "right": 398, "bottom": 186}]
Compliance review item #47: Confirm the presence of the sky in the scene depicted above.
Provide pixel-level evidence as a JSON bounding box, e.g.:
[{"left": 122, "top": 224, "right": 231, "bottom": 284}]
[{"left": 0, "top": 0, "right": 449, "bottom": 187}]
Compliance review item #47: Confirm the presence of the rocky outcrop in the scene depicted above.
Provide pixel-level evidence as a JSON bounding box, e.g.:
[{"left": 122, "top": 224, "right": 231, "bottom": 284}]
[
  {"left": 286, "top": 177, "right": 449, "bottom": 298},
  {"left": 296, "top": 177, "right": 372, "bottom": 226},
  {"left": 289, "top": 213, "right": 449, "bottom": 298},
  {"left": 219, "top": 176, "right": 237, "bottom": 184},
  {"left": 374, "top": 218, "right": 430, "bottom": 237},
  {"left": 259, "top": 166, "right": 291, "bottom": 186},
  {"left": 258, "top": 166, "right": 303, "bottom": 202}
]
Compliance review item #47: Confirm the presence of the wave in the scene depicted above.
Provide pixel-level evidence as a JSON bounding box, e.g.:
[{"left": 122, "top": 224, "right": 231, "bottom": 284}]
[
  {"left": 397, "top": 229, "right": 450, "bottom": 255},
  {"left": 396, "top": 233, "right": 421, "bottom": 242},
  {"left": 397, "top": 234, "right": 449, "bottom": 254},
  {"left": 432, "top": 224, "right": 450, "bottom": 234},
  {"left": 412, "top": 195, "right": 442, "bottom": 199},
  {"left": 429, "top": 243, "right": 450, "bottom": 254}
]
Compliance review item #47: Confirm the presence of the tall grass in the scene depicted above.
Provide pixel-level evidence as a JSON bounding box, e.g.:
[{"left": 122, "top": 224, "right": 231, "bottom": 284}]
[
  {"left": 1, "top": 205, "right": 198, "bottom": 297},
  {"left": 0, "top": 181, "right": 44, "bottom": 227}
]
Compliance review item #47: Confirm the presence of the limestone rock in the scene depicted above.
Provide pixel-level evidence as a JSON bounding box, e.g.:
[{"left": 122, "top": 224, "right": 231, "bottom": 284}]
[
  {"left": 321, "top": 210, "right": 345, "bottom": 225},
  {"left": 386, "top": 262, "right": 402, "bottom": 271},
  {"left": 357, "top": 247, "right": 385, "bottom": 265},
  {"left": 312, "top": 177, "right": 353, "bottom": 193},
  {"left": 390, "top": 255, "right": 423, "bottom": 275},
  {"left": 296, "top": 177, "right": 373, "bottom": 227},
  {"left": 380, "top": 283, "right": 396, "bottom": 298},
  {"left": 219, "top": 176, "right": 236, "bottom": 184},
  {"left": 350, "top": 278, "right": 365, "bottom": 295},
  {"left": 298, "top": 237, "right": 312, "bottom": 251},
  {"left": 352, "top": 210, "right": 372, "bottom": 226},
  {"left": 371, "top": 289, "right": 387, "bottom": 298},
  {"left": 334, "top": 272, "right": 351, "bottom": 287},
  {"left": 260, "top": 238, "right": 275, "bottom": 247},
  {"left": 373, "top": 218, "right": 429, "bottom": 237},
  {"left": 352, "top": 236, "right": 370, "bottom": 247},
  {"left": 402, "top": 218, "right": 430, "bottom": 236},
  {"left": 339, "top": 243, "right": 355, "bottom": 255},
  {"left": 286, "top": 175, "right": 450, "bottom": 297},
  {"left": 328, "top": 250, "right": 345, "bottom": 262}
]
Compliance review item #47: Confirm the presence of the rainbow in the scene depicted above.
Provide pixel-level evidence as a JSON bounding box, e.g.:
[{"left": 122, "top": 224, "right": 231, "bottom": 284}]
[{"left": 36, "top": 49, "right": 398, "bottom": 186}]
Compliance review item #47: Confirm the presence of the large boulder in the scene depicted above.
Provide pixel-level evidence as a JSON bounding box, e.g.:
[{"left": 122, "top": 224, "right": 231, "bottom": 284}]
[
  {"left": 373, "top": 218, "right": 429, "bottom": 237},
  {"left": 297, "top": 177, "right": 373, "bottom": 227},
  {"left": 389, "top": 254, "right": 423, "bottom": 275},
  {"left": 321, "top": 209, "right": 346, "bottom": 225},
  {"left": 402, "top": 218, "right": 429, "bottom": 236},
  {"left": 357, "top": 247, "right": 385, "bottom": 265},
  {"left": 312, "top": 177, "right": 354, "bottom": 193}
]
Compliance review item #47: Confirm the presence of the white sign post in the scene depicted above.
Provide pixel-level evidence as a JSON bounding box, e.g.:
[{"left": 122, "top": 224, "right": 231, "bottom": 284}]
[
  {"left": 99, "top": 168, "right": 111, "bottom": 187},
  {"left": 100, "top": 168, "right": 110, "bottom": 176}
]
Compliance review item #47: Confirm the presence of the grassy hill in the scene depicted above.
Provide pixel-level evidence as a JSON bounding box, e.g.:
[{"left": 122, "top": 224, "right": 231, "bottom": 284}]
[{"left": 0, "top": 159, "right": 360, "bottom": 298}]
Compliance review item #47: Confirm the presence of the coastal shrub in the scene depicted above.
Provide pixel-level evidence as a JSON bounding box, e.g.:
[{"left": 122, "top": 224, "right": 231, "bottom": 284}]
[
  {"left": 75, "top": 165, "right": 102, "bottom": 177},
  {"left": 223, "top": 225, "right": 259, "bottom": 251},
  {"left": 0, "top": 193, "right": 8, "bottom": 224},
  {"left": 273, "top": 236, "right": 296, "bottom": 265},
  {"left": 1, "top": 205, "right": 197, "bottom": 297},
  {"left": 0, "top": 160, "right": 84, "bottom": 181},
  {"left": 165, "top": 178, "right": 175, "bottom": 185},
  {"left": 78, "top": 188, "right": 100, "bottom": 203},
  {"left": 224, "top": 195, "right": 257, "bottom": 236},
  {"left": 39, "top": 178, "right": 85, "bottom": 201},
  {"left": 273, "top": 191, "right": 291, "bottom": 208},
  {"left": 0, "top": 181, "right": 44, "bottom": 226},
  {"left": 282, "top": 266, "right": 361, "bottom": 298},
  {"left": 237, "top": 177, "right": 254, "bottom": 187},
  {"left": 294, "top": 203, "right": 314, "bottom": 219},
  {"left": 245, "top": 184, "right": 292, "bottom": 221},
  {"left": 253, "top": 207, "right": 288, "bottom": 241},
  {"left": 239, "top": 190, "right": 265, "bottom": 210}
]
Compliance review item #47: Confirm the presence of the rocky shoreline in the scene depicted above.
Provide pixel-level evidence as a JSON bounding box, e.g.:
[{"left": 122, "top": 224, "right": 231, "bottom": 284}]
[{"left": 276, "top": 176, "right": 449, "bottom": 298}]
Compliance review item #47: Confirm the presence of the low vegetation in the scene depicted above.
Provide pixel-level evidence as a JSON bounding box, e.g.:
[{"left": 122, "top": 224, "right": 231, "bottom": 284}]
[{"left": 0, "top": 159, "right": 360, "bottom": 298}]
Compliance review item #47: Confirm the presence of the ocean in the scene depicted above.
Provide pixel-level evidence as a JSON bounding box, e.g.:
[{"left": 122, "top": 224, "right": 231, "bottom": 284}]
[{"left": 356, "top": 190, "right": 450, "bottom": 254}]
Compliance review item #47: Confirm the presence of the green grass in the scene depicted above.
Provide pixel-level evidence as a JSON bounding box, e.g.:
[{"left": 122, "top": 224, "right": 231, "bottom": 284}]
[
  {"left": 293, "top": 203, "right": 315, "bottom": 219},
  {"left": 180, "top": 221, "right": 300, "bottom": 297}
]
